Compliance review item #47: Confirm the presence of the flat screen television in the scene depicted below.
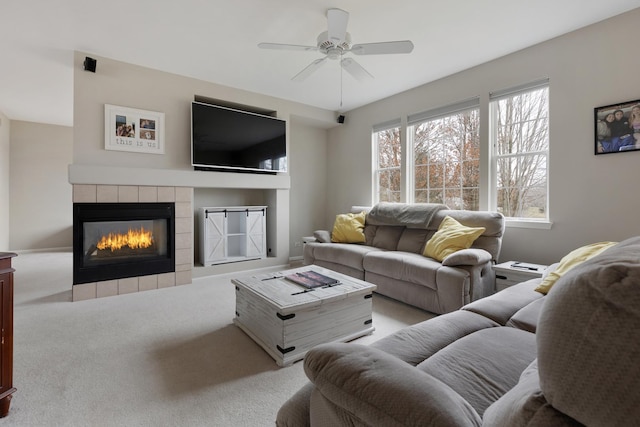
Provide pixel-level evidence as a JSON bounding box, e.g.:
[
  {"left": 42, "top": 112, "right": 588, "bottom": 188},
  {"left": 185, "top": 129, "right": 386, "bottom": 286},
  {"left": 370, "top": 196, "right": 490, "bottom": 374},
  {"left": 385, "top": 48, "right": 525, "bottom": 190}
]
[{"left": 191, "top": 101, "right": 287, "bottom": 173}]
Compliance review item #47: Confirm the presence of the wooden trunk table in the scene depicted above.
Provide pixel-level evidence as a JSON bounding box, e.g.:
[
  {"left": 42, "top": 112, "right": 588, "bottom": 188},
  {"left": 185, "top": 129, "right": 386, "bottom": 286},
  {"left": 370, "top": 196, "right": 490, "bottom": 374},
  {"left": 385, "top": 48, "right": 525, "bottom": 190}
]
[{"left": 232, "top": 265, "right": 376, "bottom": 367}]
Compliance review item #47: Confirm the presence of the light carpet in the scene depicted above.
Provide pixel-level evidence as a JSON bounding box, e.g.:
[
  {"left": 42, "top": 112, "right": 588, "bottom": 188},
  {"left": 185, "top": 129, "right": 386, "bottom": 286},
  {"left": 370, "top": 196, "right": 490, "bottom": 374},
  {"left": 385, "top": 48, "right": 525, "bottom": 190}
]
[{"left": 5, "top": 251, "right": 433, "bottom": 426}]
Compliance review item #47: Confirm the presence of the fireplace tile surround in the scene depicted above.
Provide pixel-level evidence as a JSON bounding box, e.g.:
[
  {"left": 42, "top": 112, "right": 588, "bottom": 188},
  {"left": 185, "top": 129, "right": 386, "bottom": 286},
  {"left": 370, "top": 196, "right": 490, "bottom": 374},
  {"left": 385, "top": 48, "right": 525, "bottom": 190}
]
[{"left": 72, "top": 184, "right": 193, "bottom": 301}]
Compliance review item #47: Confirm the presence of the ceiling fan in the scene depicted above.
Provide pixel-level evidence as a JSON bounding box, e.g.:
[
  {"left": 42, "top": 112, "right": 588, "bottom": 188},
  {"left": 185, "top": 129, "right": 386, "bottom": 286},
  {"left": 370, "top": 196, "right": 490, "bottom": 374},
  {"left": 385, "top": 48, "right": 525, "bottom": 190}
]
[{"left": 258, "top": 8, "right": 414, "bottom": 82}]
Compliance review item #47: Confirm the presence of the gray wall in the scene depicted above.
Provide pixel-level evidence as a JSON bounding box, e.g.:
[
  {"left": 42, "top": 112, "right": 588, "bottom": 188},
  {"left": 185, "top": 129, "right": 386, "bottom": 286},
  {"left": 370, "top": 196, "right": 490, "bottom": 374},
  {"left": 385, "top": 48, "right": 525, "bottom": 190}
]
[
  {"left": 72, "top": 52, "right": 334, "bottom": 261},
  {"left": 288, "top": 121, "right": 328, "bottom": 257},
  {"left": 9, "top": 121, "right": 73, "bottom": 250},
  {"left": 326, "top": 9, "right": 640, "bottom": 265},
  {"left": 0, "top": 111, "right": 9, "bottom": 250}
]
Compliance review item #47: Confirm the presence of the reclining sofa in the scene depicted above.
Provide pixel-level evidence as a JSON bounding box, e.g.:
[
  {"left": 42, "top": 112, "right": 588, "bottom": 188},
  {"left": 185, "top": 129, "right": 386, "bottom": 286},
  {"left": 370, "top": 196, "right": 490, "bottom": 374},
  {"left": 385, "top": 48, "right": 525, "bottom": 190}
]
[
  {"left": 304, "top": 203, "right": 505, "bottom": 314},
  {"left": 278, "top": 236, "right": 640, "bottom": 426}
]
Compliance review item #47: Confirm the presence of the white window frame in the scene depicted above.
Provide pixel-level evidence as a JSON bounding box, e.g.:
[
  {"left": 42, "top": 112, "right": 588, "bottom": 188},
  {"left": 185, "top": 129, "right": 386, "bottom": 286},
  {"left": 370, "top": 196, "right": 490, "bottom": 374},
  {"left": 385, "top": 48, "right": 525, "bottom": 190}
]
[
  {"left": 372, "top": 119, "right": 402, "bottom": 204},
  {"left": 489, "top": 79, "right": 551, "bottom": 228},
  {"left": 407, "top": 98, "right": 480, "bottom": 209}
]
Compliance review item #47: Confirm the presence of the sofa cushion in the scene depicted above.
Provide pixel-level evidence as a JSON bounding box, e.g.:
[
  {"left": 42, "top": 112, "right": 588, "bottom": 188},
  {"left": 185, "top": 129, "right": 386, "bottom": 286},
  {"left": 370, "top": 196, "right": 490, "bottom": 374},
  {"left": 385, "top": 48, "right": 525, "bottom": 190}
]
[
  {"left": 418, "top": 327, "right": 537, "bottom": 416},
  {"left": 276, "top": 382, "right": 315, "bottom": 427},
  {"left": 304, "top": 343, "right": 483, "bottom": 427},
  {"left": 366, "top": 202, "right": 448, "bottom": 228},
  {"left": 312, "top": 243, "right": 381, "bottom": 272},
  {"left": 371, "top": 310, "right": 499, "bottom": 366},
  {"left": 505, "top": 297, "right": 545, "bottom": 333},
  {"left": 483, "top": 360, "right": 580, "bottom": 426},
  {"left": 534, "top": 241, "right": 617, "bottom": 294},
  {"left": 462, "top": 280, "right": 543, "bottom": 326},
  {"left": 424, "top": 216, "right": 486, "bottom": 262},
  {"left": 363, "top": 251, "right": 440, "bottom": 290},
  {"left": 363, "top": 224, "right": 377, "bottom": 246},
  {"left": 313, "top": 230, "right": 331, "bottom": 243},
  {"left": 537, "top": 237, "right": 640, "bottom": 426},
  {"left": 330, "top": 212, "right": 366, "bottom": 243},
  {"left": 397, "top": 227, "right": 431, "bottom": 254},
  {"left": 371, "top": 225, "right": 405, "bottom": 250},
  {"left": 442, "top": 248, "right": 492, "bottom": 266}
]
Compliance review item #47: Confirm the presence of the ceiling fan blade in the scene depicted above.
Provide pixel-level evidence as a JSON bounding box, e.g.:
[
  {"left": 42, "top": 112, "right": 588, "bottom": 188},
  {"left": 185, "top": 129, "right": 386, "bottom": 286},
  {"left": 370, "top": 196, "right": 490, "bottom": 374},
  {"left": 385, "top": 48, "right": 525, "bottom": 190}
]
[
  {"left": 327, "top": 8, "right": 349, "bottom": 44},
  {"left": 341, "top": 58, "right": 373, "bottom": 81},
  {"left": 292, "top": 58, "right": 327, "bottom": 82},
  {"left": 258, "top": 42, "right": 318, "bottom": 52},
  {"left": 350, "top": 40, "right": 414, "bottom": 55}
]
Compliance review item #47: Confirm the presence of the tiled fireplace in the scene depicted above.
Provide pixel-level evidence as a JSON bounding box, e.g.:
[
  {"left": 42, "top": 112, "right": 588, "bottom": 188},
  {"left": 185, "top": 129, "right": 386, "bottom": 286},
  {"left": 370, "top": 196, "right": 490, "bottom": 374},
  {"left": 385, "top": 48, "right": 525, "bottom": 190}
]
[
  {"left": 73, "top": 202, "right": 175, "bottom": 284},
  {"left": 72, "top": 184, "right": 193, "bottom": 301}
]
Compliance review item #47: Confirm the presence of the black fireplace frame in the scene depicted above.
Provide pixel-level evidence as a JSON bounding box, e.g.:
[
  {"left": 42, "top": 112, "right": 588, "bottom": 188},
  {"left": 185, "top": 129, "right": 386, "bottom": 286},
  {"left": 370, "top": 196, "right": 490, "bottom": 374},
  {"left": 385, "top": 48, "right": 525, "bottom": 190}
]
[{"left": 73, "top": 202, "right": 176, "bottom": 285}]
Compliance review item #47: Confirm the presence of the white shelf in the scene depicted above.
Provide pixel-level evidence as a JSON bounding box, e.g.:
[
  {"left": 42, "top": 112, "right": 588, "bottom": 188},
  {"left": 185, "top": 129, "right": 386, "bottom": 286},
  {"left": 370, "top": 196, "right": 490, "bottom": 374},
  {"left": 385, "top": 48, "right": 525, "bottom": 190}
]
[{"left": 69, "top": 164, "right": 290, "bottom": 189}]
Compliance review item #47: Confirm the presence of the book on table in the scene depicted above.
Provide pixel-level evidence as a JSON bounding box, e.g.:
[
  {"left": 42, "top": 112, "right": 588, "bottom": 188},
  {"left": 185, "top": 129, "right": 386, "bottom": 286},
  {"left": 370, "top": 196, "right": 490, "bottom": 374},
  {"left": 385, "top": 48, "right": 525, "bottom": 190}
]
[{"left": 285, "top": 270, "right": 340, "bottom": 289}]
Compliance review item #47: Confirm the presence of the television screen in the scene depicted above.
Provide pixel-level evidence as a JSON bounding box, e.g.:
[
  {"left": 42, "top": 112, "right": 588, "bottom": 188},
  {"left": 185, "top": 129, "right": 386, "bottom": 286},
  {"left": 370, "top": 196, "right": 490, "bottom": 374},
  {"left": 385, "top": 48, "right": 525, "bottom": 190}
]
[{"left": 191, "top": 102, "right": 287, "bottom": 173}]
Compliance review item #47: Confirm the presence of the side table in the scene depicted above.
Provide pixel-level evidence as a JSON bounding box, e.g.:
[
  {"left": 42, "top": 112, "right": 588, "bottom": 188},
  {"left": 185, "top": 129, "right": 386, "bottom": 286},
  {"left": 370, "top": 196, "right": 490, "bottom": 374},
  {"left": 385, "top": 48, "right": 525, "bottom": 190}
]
[{"left": 494, "top": 261, "right": 548, "bottom": 292}]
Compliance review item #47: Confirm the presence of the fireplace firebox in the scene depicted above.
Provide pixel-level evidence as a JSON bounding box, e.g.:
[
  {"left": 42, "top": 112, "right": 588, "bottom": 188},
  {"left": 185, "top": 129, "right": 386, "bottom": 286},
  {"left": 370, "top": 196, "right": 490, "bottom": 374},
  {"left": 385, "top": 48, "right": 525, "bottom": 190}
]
[{"left": 73, "top": 203, "right": 175, "bottom": 285}]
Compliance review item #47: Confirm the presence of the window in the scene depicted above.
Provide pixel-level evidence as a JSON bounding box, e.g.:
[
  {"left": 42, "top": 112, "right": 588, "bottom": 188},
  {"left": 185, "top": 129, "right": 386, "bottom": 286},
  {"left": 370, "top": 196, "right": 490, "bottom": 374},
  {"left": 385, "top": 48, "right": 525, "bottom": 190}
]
[
  {"left": 371, "top": 80, "right": 550, "bottom": 226},
  {"left": 373, "top": 121, "right": 402, "bottom": 202},
  {"left": 408, "top": 99, "right": 480, "bottom": 210},
  {"left": 490, "top": 80, "right": 549, "bottom": 220}
]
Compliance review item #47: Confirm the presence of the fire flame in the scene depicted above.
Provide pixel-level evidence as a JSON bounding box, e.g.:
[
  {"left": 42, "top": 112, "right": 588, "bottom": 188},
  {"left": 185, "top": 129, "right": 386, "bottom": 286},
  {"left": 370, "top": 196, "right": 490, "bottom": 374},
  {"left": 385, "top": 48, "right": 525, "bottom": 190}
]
[{"left": 96, "top": 226, "right": 154, "bottom": 251}]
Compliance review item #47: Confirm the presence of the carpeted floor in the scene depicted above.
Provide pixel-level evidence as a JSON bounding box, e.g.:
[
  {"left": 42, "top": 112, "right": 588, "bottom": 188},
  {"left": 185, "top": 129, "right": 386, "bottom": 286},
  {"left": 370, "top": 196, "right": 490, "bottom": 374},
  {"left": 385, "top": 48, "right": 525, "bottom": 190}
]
[{"left": 5, "top": 250, "right": 433, "bottom": 426}]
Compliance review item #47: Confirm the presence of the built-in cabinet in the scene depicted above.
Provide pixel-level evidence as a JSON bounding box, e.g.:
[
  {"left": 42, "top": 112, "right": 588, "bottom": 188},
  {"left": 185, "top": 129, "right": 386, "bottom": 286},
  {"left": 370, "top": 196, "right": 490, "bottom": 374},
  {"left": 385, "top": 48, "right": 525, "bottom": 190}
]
[
  {"left": 0, "top": 253, "right": 16, "bottom": 418},
  {"left": 199, "top": 206, "right": 267, "bottom": 266}
]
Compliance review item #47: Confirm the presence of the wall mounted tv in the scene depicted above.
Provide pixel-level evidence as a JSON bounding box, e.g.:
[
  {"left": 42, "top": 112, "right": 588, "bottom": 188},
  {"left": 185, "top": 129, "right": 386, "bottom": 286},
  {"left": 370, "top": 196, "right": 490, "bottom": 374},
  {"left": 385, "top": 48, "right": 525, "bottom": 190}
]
[{"left": 191, "top": 101, "right": 287, "bottom": 173}]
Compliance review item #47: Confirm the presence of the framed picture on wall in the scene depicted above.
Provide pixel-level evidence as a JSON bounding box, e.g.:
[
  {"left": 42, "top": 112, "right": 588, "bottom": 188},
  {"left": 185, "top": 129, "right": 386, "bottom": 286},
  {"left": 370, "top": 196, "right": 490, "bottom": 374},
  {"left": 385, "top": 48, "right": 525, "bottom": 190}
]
[
  {"left": 104, "top": 104, "right": 165, "bottom": 154},
  {"left": 594, "top": 99, "right": 640, "bottom": 155}
]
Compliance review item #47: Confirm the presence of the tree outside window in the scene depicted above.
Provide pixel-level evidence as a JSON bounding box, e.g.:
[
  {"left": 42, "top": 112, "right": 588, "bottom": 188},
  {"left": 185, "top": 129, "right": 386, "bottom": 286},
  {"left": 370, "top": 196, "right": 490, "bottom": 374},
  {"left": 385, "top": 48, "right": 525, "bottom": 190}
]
[
  {"left": 372, "top": 81, "right": 549, "bottom": 223},
  {"left": 491, "top": 85, "right": 549, "bottom": 219},
  {"left": 374, "top": 127, "right": 401, "bottom": 202},
  {"left": 411, "top": 109, "right": 480, "bottom": 210}
]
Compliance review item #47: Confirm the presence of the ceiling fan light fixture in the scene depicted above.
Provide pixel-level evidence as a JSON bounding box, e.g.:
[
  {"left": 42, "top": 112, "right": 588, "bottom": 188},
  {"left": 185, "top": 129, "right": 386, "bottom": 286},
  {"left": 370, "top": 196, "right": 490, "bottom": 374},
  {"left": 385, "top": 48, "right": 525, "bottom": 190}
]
[
  {"left": 258, "top": 8, "right": 413, "bottom": 85},
  {"left": 317, "top": 31, "right": 351, "bottom": 56}
]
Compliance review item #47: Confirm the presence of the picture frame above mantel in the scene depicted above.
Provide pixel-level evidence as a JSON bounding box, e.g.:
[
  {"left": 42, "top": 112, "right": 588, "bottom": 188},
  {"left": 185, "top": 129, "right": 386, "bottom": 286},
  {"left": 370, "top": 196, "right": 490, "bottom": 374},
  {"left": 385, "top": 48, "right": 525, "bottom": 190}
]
[{"left": 104, "top": 104, "right": 165, "bottom": 154}]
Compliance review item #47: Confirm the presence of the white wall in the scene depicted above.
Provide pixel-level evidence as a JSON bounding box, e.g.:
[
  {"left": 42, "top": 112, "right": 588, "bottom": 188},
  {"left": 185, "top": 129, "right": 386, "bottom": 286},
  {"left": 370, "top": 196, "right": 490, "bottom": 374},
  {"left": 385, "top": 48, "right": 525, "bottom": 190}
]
[
  {"left": 9, "top": 121, "right": 73, "bottom": 250},
  {"left": 327, "top": 8, "right": 640, "bottom": 265},
  {"left": 0, "top": 111, "right": 9, "bottom": 251}
]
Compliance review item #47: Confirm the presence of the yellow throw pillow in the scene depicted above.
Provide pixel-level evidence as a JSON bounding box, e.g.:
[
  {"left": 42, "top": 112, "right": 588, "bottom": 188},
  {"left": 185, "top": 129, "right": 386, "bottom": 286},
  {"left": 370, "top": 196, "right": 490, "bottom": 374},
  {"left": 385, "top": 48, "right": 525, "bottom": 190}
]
[
  {"left": 423, "top": 216, "right": 486, "bottom": 262},
  {"left": 535, "top": 241, "right": 618, "bottom": 295},
  {"left": 331, "top": 212, "right": 366, "bottom": 243}
]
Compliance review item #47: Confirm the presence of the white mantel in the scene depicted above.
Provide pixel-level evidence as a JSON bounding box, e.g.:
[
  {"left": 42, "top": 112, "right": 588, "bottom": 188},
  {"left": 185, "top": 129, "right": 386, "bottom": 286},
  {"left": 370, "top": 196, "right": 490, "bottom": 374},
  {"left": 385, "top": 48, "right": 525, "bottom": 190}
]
[
  {"left": 68, "top": 164, "right": 291, "bottom": 189},
  {"left": 68, "top": 164, "right": 292, "bottom": 280}
]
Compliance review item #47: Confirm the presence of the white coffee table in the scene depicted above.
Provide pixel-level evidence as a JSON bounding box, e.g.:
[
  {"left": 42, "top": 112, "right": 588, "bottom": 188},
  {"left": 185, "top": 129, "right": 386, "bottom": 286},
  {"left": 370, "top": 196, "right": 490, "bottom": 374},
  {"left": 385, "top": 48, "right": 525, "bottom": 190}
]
[{"left": 231, "top": 265, "right": 377, "bottom": 366}]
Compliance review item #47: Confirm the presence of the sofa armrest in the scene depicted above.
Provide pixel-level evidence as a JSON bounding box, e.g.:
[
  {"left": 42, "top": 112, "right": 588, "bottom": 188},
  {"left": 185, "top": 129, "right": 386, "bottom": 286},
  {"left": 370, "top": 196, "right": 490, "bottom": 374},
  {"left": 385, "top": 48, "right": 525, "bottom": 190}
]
[
  {"left": 304, "top": 342, "right": 482, "bottom": 427},
  {"left": 313, "top": 230, "right": 331, "bottom": 243},
  {"left": 442, "top": 248, "right": 492, "bottom": 266}
]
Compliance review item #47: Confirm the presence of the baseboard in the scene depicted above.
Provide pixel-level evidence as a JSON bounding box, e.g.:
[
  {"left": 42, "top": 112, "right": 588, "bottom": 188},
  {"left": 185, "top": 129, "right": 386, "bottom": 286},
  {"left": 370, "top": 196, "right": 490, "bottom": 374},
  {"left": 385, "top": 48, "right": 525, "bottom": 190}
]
[{"left": 12, "top": 246, "right": 72, "bottom": 254}]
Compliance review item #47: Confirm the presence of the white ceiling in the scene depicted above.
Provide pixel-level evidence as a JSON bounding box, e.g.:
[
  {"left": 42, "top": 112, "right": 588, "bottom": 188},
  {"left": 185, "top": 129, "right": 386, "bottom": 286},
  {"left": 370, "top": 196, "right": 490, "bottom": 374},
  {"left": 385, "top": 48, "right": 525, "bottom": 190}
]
[{"left": 1, "top": 1, "right": 638, "bottom": 127}]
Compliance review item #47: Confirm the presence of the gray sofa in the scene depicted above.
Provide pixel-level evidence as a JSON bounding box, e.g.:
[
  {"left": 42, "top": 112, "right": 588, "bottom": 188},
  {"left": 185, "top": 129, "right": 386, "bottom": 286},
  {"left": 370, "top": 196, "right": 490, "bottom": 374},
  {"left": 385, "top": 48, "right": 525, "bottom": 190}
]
[
  {"left": 304, "top": 203, "right": 505, "bottom": 314},
  {"left": 277, "top": 236, "right": 640, "bottom": 426}
]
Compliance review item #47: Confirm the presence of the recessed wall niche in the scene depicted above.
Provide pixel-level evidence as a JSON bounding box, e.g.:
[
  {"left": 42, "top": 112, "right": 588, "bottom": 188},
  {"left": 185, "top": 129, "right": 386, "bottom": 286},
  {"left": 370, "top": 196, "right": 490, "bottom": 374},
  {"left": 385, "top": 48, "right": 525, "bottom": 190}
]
[{"left": 193, "top": 187, "right": 275, "bottom": 267}]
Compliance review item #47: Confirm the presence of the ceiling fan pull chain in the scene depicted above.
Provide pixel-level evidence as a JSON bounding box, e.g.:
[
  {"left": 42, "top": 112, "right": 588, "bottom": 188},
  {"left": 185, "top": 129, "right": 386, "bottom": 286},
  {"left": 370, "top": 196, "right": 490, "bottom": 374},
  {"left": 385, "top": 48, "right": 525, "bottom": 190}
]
[{"left": 340, "top": 58, "right": 344, "bottom": 108}]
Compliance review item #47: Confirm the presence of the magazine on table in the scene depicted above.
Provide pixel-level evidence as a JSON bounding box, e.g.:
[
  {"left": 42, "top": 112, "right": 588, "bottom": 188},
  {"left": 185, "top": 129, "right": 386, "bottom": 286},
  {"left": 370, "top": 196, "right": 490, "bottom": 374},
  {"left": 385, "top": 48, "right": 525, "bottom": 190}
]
[{"left": 285, "top": 270, "right": 340, "bottom": 289}]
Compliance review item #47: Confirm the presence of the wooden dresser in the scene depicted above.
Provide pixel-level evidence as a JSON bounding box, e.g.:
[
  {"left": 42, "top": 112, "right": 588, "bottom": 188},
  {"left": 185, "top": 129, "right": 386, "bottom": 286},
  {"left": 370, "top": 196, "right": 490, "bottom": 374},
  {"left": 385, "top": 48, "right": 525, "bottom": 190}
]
[{"left": 0, "top": 253, "right": 16, "bottom": 417}]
